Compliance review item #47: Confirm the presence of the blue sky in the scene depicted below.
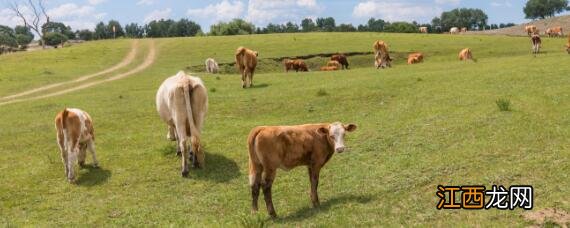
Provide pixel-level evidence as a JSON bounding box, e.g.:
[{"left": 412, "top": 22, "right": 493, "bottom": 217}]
[{"left": 1, "top": 0, "right": 568, "bottom": 32}]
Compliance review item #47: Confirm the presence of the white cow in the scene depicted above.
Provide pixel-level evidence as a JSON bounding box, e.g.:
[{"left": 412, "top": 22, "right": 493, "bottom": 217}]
[
  {"left": 156, "top": 71, "right": 208, "bottom": 177},
  {"left": 55, "top": 108, "right": 99, "bottom": 183},
  {"left": 205, "top": 58, "right": 219, "bottom": 74},
  {"left": 450, "top": 27, "right": 459, "bottom": 34}
]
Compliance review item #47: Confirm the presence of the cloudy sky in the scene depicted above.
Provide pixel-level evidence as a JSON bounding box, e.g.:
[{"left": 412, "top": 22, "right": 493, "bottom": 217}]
[{"left": 0, "top": 0, "right": 567, "bottom": 31}]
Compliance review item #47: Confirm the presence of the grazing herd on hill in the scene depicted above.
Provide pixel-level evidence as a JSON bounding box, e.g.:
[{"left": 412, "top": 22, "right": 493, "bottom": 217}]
[{"left": 53, "top": 31, "right": 570, "bottom": 218}]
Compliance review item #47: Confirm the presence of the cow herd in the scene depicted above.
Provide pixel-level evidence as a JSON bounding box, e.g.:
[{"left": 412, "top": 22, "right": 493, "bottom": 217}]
[{"left": 52, "top": 31, "right": 570, "bottom": 218}]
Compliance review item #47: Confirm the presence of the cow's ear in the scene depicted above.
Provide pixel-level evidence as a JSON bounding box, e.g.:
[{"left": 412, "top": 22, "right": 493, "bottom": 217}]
[
  {"left": 317, "top": 127, "right": 328, "bottom": 136},
  {"left": 344, "top": 124, "right": 357, "bottom": 132}
]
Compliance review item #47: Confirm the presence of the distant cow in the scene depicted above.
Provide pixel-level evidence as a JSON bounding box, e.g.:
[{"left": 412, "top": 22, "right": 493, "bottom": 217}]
[
  {"left": 235, "top": 47, "right": 258, "bottom": 88},
  {"left": 156, "top": 71, "right": 208, "bottom": 177},
  {"left": 525, "top": 25, "right": 538, "bottom": 36},
  {"left": 320, "top": 66, "right": 338, "bottom": 71},
  {"left": 450, "top": 27, "right": 459, "bottom": 34},
  {"left": 566, "top": 34, "right": 570, "bottom": 54},
  {"left": 459, "top": 48, "right": 473, "bottom": 61},
  {"left": 330, "top": 54, "right": 349, "bottom": 69},
  {"left": 461, "top": 27, "right": 467, "bottom": 33},
  {"left": 419, "top": 27, "right": 428, "bottom": 33},
  {"left": 531, "top": 34, "right": 542, "bottom": 54},
  {"left": 327, "top": 60, "right": 341, "bottom": 68},
  {"left": 373, "top": 40, "right": 392, "bottom": 69},
  {"left": 546, "top": 26, "right": 563, "bottom": 37},
  {"left": 247, "top": 122, "right": 357, "bottom": 217},
  {"left": 284, "top": 59, "right": 308, "bottom": 72},
  {"left": 205, "top": 58, "right": 219, "bottom": 74},
  {"left": 407, "top": 52, "right": 424, "bottom": 64},
  {"left": 55, "top": 108, "right": 99, "bottom": 183}
]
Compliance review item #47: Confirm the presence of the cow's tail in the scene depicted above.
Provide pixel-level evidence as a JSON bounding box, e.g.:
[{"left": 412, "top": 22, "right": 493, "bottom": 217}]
[
  {"left": 182, "top": 82, "right": 200, "bottom": 150},
  {"left": 61, "top": 108, "right": 70, "bottom": 150},
  {"left": 247, "top": 127, "right": 263, "bottom": 184}
]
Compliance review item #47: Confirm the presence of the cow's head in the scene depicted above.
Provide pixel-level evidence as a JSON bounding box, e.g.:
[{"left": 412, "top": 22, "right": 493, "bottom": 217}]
[{"left": 318, "top": 122, "right": 357, "bottom": 153}]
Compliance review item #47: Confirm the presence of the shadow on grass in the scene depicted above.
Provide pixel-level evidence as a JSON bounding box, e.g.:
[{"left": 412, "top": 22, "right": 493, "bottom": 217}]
[
  {"left": 76, "top": 165, "right": 111, "bottom": 187},
  {"left": 160, "top": 145, "right": 240, "bottom": 183},
  {"left": 275, "top": 194, "right": 375, "bottom": 223},
  {"left": 250, "top": 83, "right": 270, "bottom": 89}
]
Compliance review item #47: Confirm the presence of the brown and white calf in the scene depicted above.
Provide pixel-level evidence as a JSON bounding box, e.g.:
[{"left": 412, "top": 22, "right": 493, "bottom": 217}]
[
  {"left": 156, "top": 71, "right": 208, "bottom": 177},
  {"left": 531, "top": 34, "right": 541, "bottom": 54},
  {"left": 54, "top": 108, "right": 98, "bottom": 183},
  {"left": 247, "top": 122, "right": 357, "bottom": 217}
]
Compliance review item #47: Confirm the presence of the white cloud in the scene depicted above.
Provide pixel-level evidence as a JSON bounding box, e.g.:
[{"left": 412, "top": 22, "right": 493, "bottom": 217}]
[
  {"left": 187, "top": 0, "right": 245, "bottom": 23},
  {"left": 491, "top": 0, "right": 512, "bottom": 7},
  {"left": 353, "top": 1, "right": 441, "bottom": 22},
  {"left": 434, "top": 0, "right": 460, "bottom": 5},
  {"left": 45, "top": 3, "right": 104, "bottom": 30},
  {"left": 88, "top": 0, "right": 107, "bottom": 5},
  {"left": 144, "top": 8, "right": 172, "bottom": 23},
  {"left": 47, "top": 3, "right": 95, "bottom": 19},
  {"left": 136, "top": 0, "right": 155, "bottom": 6},
  {"left": 245, "top": 0, "right": 323, "bottom": 26}
]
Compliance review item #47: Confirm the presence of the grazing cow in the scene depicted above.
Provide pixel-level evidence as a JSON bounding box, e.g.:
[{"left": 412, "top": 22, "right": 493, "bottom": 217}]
[
  {"left": 525, "top": 25, "right": 538, "bottom": 36},
  {"left": 330, "top": 54, "right": 349, "bottom": 69},
  {"left": 235, "top": 47, "right": 258, "bottom": 88},
  {"left": 326, "top": 60, "right": 341, "bottom": 68},
  {"left": 373, "top": 40, "right": 392, "bottom": 69},
  {"left": 461, "top": 27, "right": 467, "bottom": 33},
  {"left": 419, "top": 27, "right": 428, "bottom": 33},
  {"left": 205, "top": 58, "right": 219, "bottom": 74},
  {"left": 156, "top": 71, "right": 208, "bottom": 177},
  {"left": 566, "top": 33, "right": 570, "bottom": 54},
  {"left": 459, "top": 48, "right": 473, "bottom": 61},
  {"left": 407, "top": 52, "right": 424, "bottom": 65},
  {"left": 320, "top": 66, "right": 338, "bottom": 71},
  {"left": 247, "top": 122, "right": 357, "bottom": 217},
  {"left": 284, "top": 59, "right": 309, "bottom": 72},
  {"left": 546, "top": 26, "right": 563, "bottom": 37},
  {"left": 531, "top": 34, "right": 542, "bottom": 55},
  {"left": 54, "top": 108, "right": 98, "bottom": 183},
  {"left": 450, "top": 27, "right": 459, "bottom": 34}
]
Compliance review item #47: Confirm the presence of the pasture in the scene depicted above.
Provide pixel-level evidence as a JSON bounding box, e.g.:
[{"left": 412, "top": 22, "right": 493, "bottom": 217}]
[{"left": 0, "top": 32, "right": 568, "bottom": 226}]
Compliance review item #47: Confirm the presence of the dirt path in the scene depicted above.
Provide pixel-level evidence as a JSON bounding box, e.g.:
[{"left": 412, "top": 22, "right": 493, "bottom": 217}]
[
  {"left": 0, "top": 40, "right": 139, "bottom": 101},
  {"left": 0, "top": 40, "right": 156, "bottom": 107}
]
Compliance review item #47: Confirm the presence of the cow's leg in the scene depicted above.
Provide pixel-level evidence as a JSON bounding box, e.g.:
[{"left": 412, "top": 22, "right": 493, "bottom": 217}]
[
  {"left": 87, "top": 140, "right": 99, "bottom": 167},
  {"left": 67, "top": 143, "right": 79, "bottom": 183},
  {"left": 249, "top": 70, "right": 255, "bottom": 87},
  {"left": 262, "top": 168, "right": 277, "bottom": 218},
  {"left": 167, "top": 125, "right": 176, "bottom": 141},
  {"left": 249, "top": 162, "right": 262, "bottom": 213},
  {"left": 308, "top": 166, "right": 322, "bottom": 207},
  {"left": 78, "top": 143, "right": 87, "bottom": 167},
  {"left": 57, "top": 131, "right": 68, "bottom": 177},
  {"left": 241, "top": 70, "right": 246, "bottom": 88},
  {"left": 175, "top": 124, "right": 190, "bottom": 177},
  {"left": 191, "top": 136, "right": 203, "bottom": 168}
]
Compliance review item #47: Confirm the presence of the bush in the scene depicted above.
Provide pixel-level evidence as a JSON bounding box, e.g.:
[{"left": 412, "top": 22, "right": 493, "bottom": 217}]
[
  {"left": 317, "top": 89, "right": 328, "bottom": 96},
  {"left": 43, "top": 32, "right": 68, "bottom": 48},
  {"left": 496, "top": 98, "right": 511, "bottom": 111}
]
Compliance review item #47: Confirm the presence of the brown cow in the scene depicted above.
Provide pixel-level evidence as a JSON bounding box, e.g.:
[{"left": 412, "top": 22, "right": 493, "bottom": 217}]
[
  {"left": 566, "top": 33, "right": 570, "bottom": 54},
  {"left": 320, "top": 66, "right": 338, "bottom": 71},
  {"left": 407, "top": 52, "right": 424, "bottom": 65},
  {"left": 459, "top": 48, "right": 473, "bottom": 61},
  {"left": 546, "top": 26, "right": 563, "bottom": 37},
  {"left": 55, "top": 108, "right": 99, "bottom": 183},
  {"left": 525, "top": 25, "right": 538, "bottom": 36},
  {"left": 461, "top": 27, "right": 467, "bottom": 33},
  {"left": 247, "top": 122, "right": 357, "bottom": 217},
  {"left": 373, "top": 40, "right": 392, "bottom": 69},
  {"left": 531, "top": 34, "right": 541, "bottom": 54},
  {"left": 330, "top": 54, "right": 349, "bottom": 69},
  {"left": 285, "top": 59, "right": 308, "bottom": 72},
  {"left": 327, "top": 60, "right": 341, "bottom": 68},
  {"left": 419, "top": 26, "right": 428, "bottom": 33},
  {"left": 283, "top": 59, "right": 295, "bottom": 72},
  {"left": 235, "top": 47, "right": 258, "bottom": 88}
]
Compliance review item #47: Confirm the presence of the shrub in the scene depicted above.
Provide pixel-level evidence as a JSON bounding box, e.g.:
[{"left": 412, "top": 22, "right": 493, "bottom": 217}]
[
  {"left": 316, "top": 89, "right": 328, "bottom": 96},
  {"left": 43, "top": 32, "right": 68, "bottom": 48},
  {"left": 496, "top": 98, "right": 511, "bottom": 111}
]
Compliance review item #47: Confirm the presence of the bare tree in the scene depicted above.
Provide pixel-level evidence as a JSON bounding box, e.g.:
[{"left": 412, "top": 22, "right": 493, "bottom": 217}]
[{"left": 9, "top": 0, "right": 50, "bottom": 48}]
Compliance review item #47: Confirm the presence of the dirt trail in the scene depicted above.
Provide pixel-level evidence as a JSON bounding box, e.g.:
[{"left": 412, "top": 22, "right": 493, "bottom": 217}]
[
  {"left": 0, "top": 40, "right": 139, "bottom": 101},
  {"left": 0, "top": 40, "right": 156, "bottom": 107}
]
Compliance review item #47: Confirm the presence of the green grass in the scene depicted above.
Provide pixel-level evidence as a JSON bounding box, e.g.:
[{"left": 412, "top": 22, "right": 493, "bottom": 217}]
[{"left": 0, "top": 33, "right": 569, "bottom": 226}]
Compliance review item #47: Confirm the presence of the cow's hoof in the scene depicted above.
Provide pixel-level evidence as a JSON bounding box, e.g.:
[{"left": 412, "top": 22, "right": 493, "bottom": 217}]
[
  {"left": 242, "top": 85, "right": 246, "bottom": 89},
  {"left": 79, "top": 162, "right": 86, "bottom": 168},
  {"left": 181, "top": 170, "right": 189, "bottom": 177},
  {"left": 92, "top": 163, "right": 99, "bottom": 168},
  {"left": 269, "top": 212, "right": 277, "bottom": 218},
  {"left": 68, "top": 178, "right": 76, "bottom": 184}
]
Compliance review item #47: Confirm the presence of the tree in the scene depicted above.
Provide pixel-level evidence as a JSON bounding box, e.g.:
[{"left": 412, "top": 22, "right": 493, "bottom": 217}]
[
  {"left": 209, "top": 19, "right": 255, "bottom": 36},
  {"left": 384, "top": 22, "right": 417, "bottom": 33},
  {"left": 284, "top": 22, "right": 299, "bottom": 33},
  {"left": 316, "top": 17, "right": 335, "bottom": 32},
  {"left": 524, "top": 0, "right": 568, "bottom": 19},
  {"left": 125, "top": 23, "right": 144, "bottom": 38},
  {"left": 0, "top": 25, "right": 18, "bottom": 53},
  {"left": 9, "top": 0, "right": 50, "bottom": 48},
  {"left": 77, "top": 29, "right": 94, "bottom": 41},
  {"left": 336, "top": 23, "right": 357, "bottom": 32},
  {"left": 94, "top": 22, "right": 108, "bottom": 39},
  {"left": 301, "top": 18, "right": 317, "bottom": 32},
  {"left": 436, "top": 8, "right": 488, "bottom": 31},
  {"left": 362, "top": 18, "right": 387, "bottom": 32},
  {"left": 43, "top": 32, "right": 68, "bottom": 48},
  {"left": 169, "top": 19, "right": 202, "bottom": 37},
  {"left": 107, "top": 20, "right": 125, "bottom": 38},
  {"left": 42, "top": 22, "right": 74, "bottom": 39},
  {"left": 14, "top": 26, "right": 34, "bottom": 48}
]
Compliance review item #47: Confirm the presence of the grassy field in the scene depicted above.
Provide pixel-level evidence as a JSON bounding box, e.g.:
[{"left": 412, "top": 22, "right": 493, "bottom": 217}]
[{"left": 0, "top": 32, "right": 568, "bottom": 226}]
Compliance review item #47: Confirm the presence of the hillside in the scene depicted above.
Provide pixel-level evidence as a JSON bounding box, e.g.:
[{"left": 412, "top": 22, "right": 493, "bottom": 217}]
[
  {"left": 0, "top": 33, "right": 569, "bottom": 226},
  {"left": 469, "top": 15, "right": 570, "bottom": 36}
]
